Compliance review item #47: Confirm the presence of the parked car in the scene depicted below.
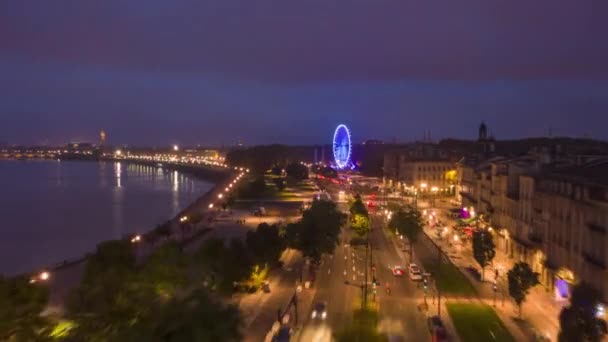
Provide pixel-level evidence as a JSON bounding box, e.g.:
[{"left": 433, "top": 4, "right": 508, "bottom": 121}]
[{"left": 408, "top": 263, "right": 423, "bottom": 281}]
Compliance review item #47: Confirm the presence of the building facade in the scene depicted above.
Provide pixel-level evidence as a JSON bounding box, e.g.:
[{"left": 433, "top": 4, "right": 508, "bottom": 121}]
[
  {"left": 457, "top": 153, "right": 608, "bottom": 302},
  {"left": 383, "top": 143, "right": 456, "bottom": 193}
]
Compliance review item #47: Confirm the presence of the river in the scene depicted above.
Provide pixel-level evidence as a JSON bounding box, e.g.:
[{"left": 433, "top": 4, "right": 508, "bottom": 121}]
[{"left": 0, "top": 160, "right": 213, "bottom": 275}]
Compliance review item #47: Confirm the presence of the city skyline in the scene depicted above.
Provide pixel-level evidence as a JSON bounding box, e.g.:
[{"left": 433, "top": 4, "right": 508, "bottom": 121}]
[{"left": 1, "top": 1, "right": 607, "bottom": 146}]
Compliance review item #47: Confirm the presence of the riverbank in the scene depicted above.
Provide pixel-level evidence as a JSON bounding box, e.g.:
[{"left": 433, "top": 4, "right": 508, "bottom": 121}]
[
  {"left": 1, "top": 159, "right": 225, "bottom": 275},
  {"left": 41, "top": 165, "right": 242, "bottom": 312}
]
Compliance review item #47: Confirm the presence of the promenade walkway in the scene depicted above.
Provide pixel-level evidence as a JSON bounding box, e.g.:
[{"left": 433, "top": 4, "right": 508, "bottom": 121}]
[{"left": 420, "top": 201, "right": 559, "bottom": 341}]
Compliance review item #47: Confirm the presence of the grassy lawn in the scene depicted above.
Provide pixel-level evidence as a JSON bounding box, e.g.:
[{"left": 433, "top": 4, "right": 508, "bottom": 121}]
[
  {"left": 446, "top": 303, "right": 514, "bottom": 342},
  {"left": 421, "top": 260, "right": 477, "bottom": 296}
]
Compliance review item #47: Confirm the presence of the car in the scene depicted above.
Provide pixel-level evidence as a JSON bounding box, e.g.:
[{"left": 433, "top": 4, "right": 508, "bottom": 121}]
[
  {"left": 408, "top": 263, "right": 423, "bottom": 281},
  {"left": 311, "top": 302, "right": 327, "bottom": 320},
  {"left": 392, "top": 266, "right": 405, "bottom": 276}
]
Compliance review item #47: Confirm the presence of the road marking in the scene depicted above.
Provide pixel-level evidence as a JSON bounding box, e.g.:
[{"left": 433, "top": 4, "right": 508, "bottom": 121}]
[
  {"left": 344, "top": 270, "right": 347, "bottom": 276},
  {"left": 328, "top": 269, "right": 331, "bottom": 274},
  {"left": 352, "top": 266, "right": 356, "bottom": 271},
  {"left": 353, "top": 274, "right": 356, "bottom": 281}
]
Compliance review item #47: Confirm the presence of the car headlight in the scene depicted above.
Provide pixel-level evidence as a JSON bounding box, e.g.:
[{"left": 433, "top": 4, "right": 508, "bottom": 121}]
[
  {"left": 321, "top": 311, "right": 327, "bottom": 319},
  {"left": 311, "top": 311, "right": 317, "bottom": 319}
]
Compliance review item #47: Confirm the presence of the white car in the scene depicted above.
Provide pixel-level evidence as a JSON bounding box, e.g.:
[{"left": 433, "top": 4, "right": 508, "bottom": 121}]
[{"left": 408, "top": 263, "right": 423, "bottom": 281}]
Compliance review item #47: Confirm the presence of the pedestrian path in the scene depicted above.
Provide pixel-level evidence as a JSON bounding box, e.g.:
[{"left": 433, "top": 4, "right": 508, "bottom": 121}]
[{"left": 421, "top": 216, "right": 558, "bottom": 341}]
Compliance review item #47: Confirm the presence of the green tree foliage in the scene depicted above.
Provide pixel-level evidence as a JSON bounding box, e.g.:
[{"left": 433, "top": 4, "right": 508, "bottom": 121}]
[
  {"left": 285, "top": 199, "right": 345, "bottom": 263},
  {"left": 108, "top": 290, "right": 242, "bottom": 342},
  {"left": 0, "top": 275, "right": 50, "bottom": 341},
  {"left": 507, "top": 262, "right": 539, "bottom": 317},
  {"left": 192, "top": 238, "right": 252, "bottom": 293},
  {"left": 349, "top": 194, "right": 368, "bottom": 217},
  {"left": 558, "top": 283, "right": 608, "bottom": 342},
  {"left": 285, "top": 162, "right": 309, "bottom": 181},
  {"left": 66, "top": 240, "right": 156, "bottom": 340},
  {"left": 152, "top": 289, "right": 242, "bottom": 342},
  {"left": 351, "top": 214, "right": 371, "bottom": 237},
  {"left": 246, "top": 223, "right": 287, "bottom": 267},
  {"left": 472, "top": 230, "right": 495, "bottom": 281},
  {"left": 388, "top": 209, "right": 422, "bottom": 261},
  {"left": 140, "top": 242, "right": 188, "bottom": 300},
  {"left": 350, "top": 194, "right": 371, "bottom": 237}
]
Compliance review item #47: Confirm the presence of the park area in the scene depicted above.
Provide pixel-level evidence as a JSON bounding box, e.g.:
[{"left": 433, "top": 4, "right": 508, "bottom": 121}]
[
  {"left": 446, "top": 302, "right": 514, "bottom": 342},
  {"left": 421, "top": 259, "right": 477, "bottom": 297}
]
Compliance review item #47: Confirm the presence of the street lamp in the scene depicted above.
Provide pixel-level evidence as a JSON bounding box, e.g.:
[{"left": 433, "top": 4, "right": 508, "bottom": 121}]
[
  {"left": 173, "top": 145, "right": 179, "bottom": 152},
  {"left": 131, "top": 235, "right": 141, "bottom": 243},
  {"left": 208, "top": 203, "right": 214, "bottom": 209},
  {"left": 218, "top": 193, "right": 223, "bottom": 199}
]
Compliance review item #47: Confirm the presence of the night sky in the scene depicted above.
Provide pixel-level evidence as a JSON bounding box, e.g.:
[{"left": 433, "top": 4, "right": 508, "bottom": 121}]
[{"left": 1, "top": 1, "right": 607, "bottom": 146}]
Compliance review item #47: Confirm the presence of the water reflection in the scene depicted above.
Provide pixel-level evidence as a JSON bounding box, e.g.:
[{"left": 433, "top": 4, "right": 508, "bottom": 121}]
[
  {"left": 115, "top": 162, "right": 122, "bottom": 188},
  {"left": 0, "top": 160, "right": 213, "bottom": 275}
]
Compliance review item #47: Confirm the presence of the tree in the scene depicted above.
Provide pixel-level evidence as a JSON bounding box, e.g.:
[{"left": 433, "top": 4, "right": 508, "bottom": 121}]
[
  {"left": 192, "top": 238, "right": 252, "bottom": 293},
  {"left": 558, "top": 283, "right": 608, "bottom": 342},
  {"left": 246, "top": 223, "right": 287, "bottom": 267},
  {"left": 66, "top": 240, "right": 156, "bottom": 340},
  {"left": 388, "top": 209, "right": 422, "bottom": 262},
  {"left": 349, "top": 194, "right": 368, "bottom": 217},
  {"left": 472, "top": 230, "right": 495, "bottom": 281},
  {"left": 285, "top": 199, "right": 345, "bottom": 263},
  {"left": 351, "top": 214, "right": 371, "bottom": 237},
  {"left": 152, "top": 289, "right": 242, "bottom": 342},
  {"left": 140, "top": 241, "right": 188, "bottom": 300},
  {"left": 285, "top": 162, "right": 308, "bottom": 181},
  {"left": 507, "top": 262, "right": 539, "bottom": 317},
  {"left": 0, "top": 275, "right": 50, "bottom": 341}
]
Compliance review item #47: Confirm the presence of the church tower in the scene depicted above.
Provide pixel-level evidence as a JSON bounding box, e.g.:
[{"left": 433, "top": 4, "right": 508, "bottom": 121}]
[{"left": 478, "top": 121, "right": 488, "bottom": 141}]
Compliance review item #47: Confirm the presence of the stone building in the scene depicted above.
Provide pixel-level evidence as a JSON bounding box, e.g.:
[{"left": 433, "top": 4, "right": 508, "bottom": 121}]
[{"left": 457, "top": 152, "right": 608, "bottom": 302}]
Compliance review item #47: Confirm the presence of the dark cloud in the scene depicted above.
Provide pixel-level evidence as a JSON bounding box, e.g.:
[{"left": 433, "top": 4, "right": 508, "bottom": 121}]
[
  {"left": 0, "top": 1, "right": 607, "bottom": 145},
  {"left": 1, "top": 0, "right": 607, "bottom": 82}
]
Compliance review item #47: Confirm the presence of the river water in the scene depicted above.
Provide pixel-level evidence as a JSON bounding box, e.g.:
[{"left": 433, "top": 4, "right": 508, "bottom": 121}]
[{"left": 0, "top": 160, "right": 213, "bottom": 275}]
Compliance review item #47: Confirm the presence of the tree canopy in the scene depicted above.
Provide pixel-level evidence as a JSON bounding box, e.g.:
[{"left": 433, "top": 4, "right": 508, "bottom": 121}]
[
  {"left": 507, "top": 262, "right": 539, "bottom": 317},
  {"left": 285, "top": 199, "right": 345, "bottom": 263},
  {"left": 472, "top": 230, "right": 495, "bottom": 281},
  {"left": 246, "top": 223, "right": 287, "bottom": 267},
  {"left": 558, "top": 283, "right": 607, "bottom": 342},
  {"left": 63, "top": 237, "right": 245, "bottom": 341},
  {"left": 0, "top": 275, "right": 50, "bottom": 341},
  {"left": 388, "top": 209, "right": 422, "bottom": 261}
]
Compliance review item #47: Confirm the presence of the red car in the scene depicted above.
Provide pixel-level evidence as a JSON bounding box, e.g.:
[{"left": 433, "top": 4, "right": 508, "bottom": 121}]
[{"left": 392, "top": 266, "right": 405, "bottom": 276}]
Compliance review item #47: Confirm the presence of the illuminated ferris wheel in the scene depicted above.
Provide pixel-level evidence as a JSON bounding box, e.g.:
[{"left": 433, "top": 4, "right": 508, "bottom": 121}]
[{"left": 332, "top": 124, "right": 351, "bottom": 169}]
